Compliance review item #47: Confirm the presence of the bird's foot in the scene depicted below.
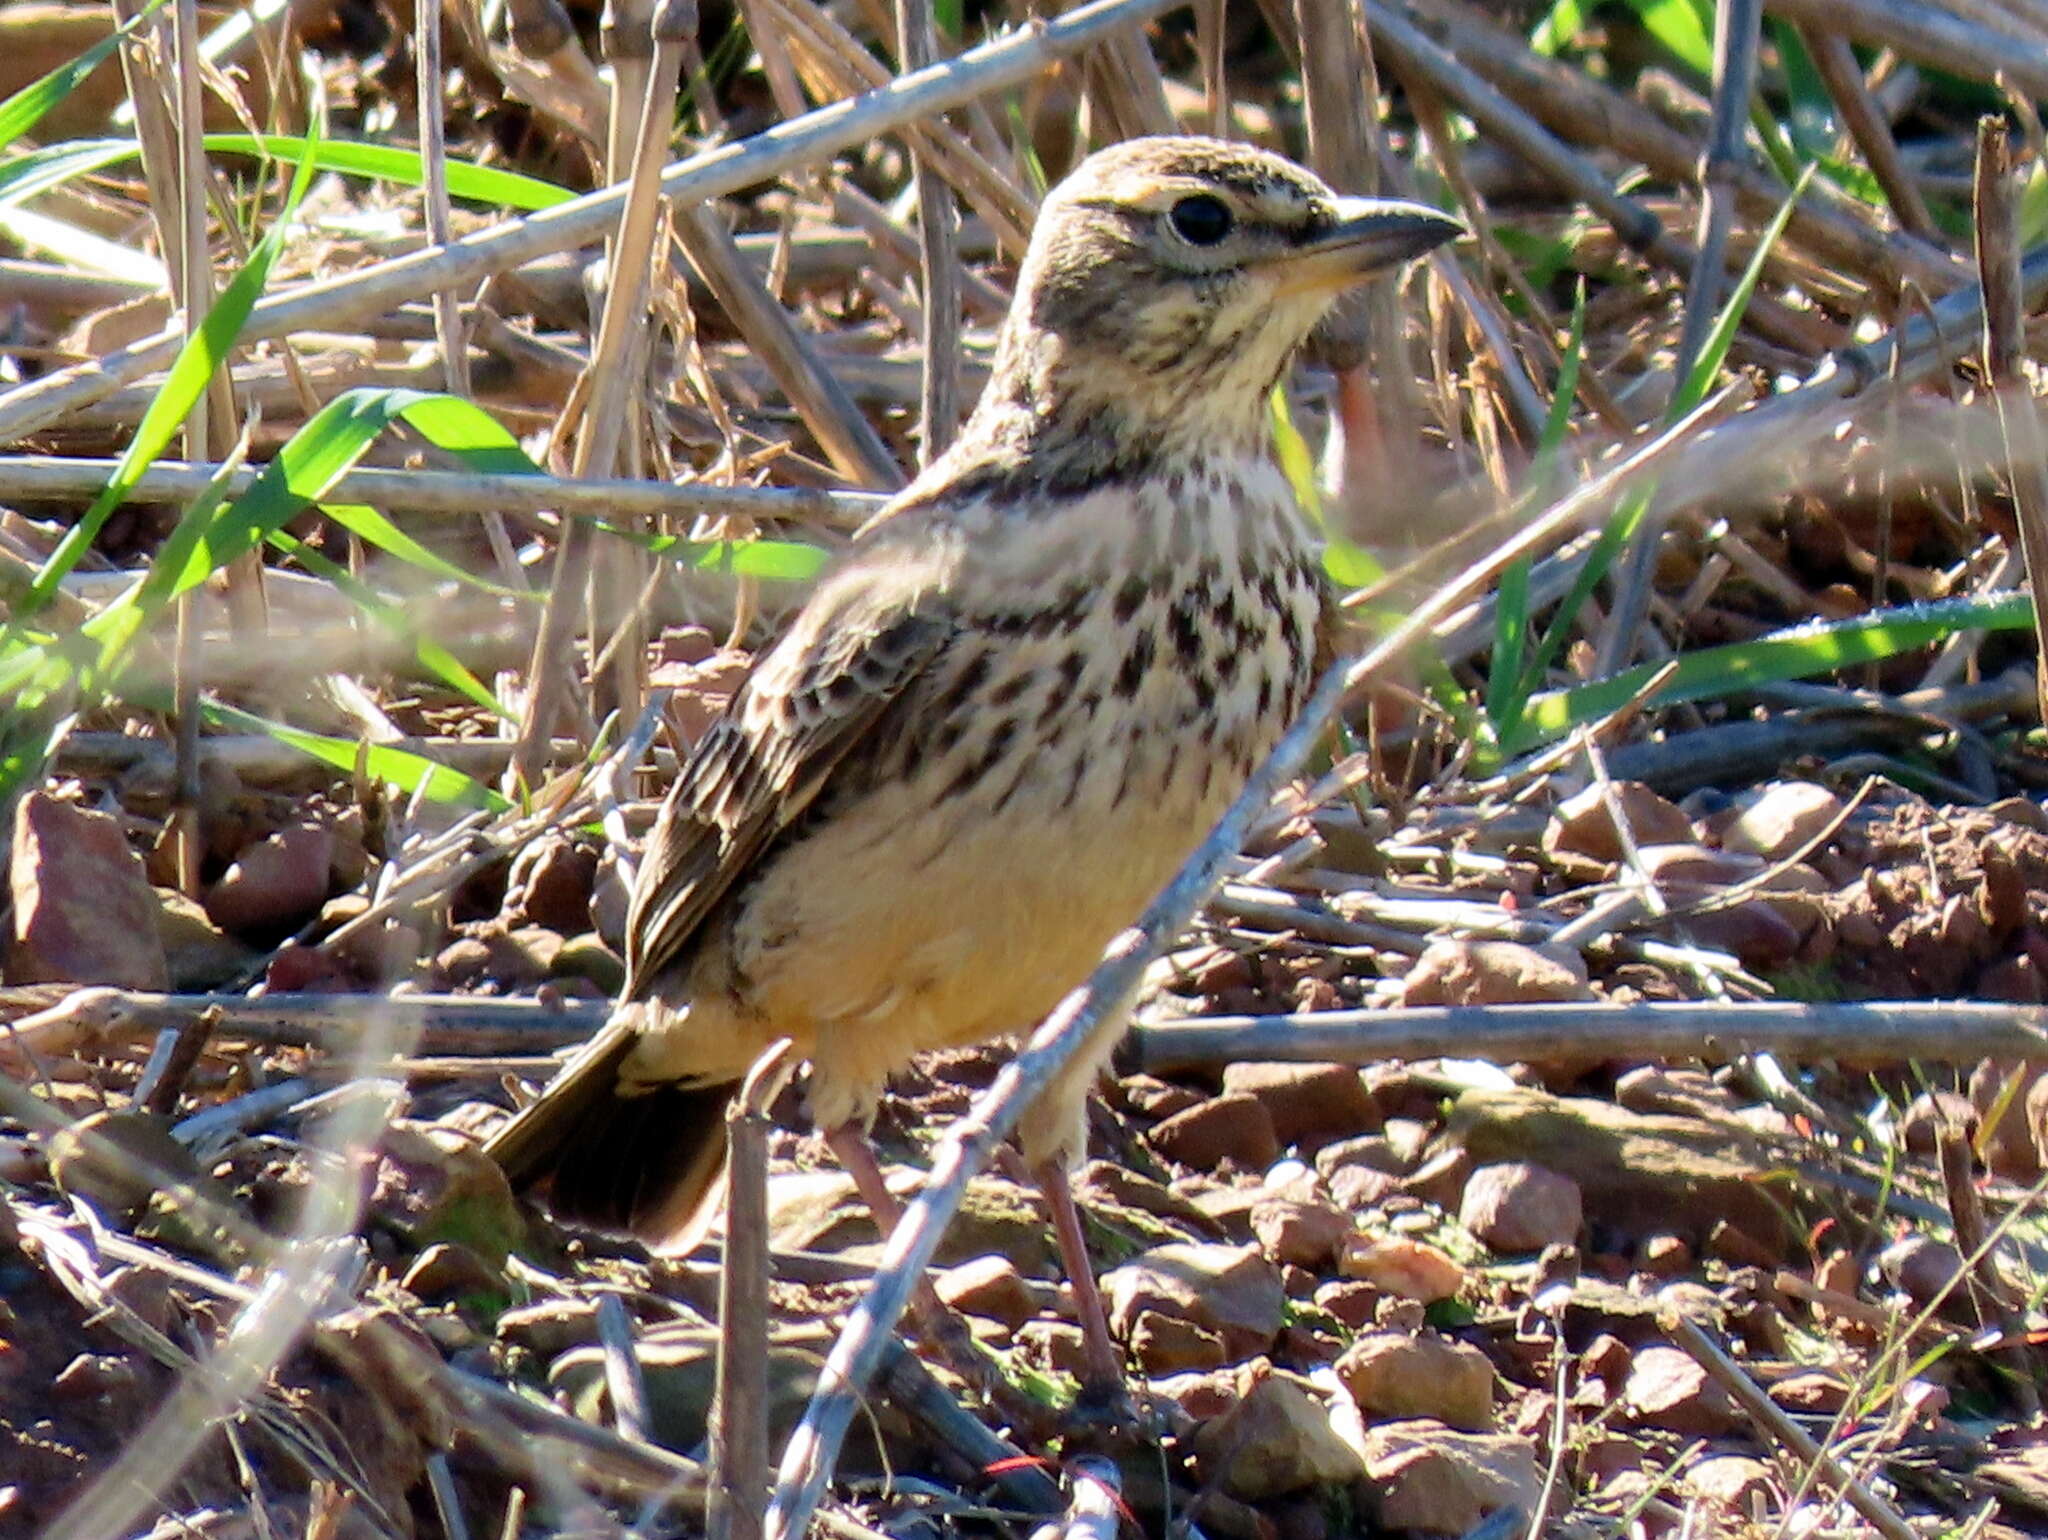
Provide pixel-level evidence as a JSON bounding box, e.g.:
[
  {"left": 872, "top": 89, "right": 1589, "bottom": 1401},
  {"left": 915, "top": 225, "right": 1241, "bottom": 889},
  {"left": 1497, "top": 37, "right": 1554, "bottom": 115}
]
[
  {"left": 1065, "top": 1372, "right": 1142, "bottom": 1439},
  {"left": 910, "top": 1295, "right": 1063, "bottom": 1439}
]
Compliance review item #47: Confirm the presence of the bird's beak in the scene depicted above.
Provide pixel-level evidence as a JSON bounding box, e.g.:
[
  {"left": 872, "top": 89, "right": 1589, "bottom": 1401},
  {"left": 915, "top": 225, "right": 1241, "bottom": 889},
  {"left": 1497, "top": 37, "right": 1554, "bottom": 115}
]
[{"left": 1260, "top": 197, "right": 1466, "bottom": 298}]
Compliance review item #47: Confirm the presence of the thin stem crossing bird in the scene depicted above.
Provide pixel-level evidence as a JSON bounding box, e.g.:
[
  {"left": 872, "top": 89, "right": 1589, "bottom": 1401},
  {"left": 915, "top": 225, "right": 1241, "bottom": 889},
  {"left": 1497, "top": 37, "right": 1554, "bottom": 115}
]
[{"left": 485, "top": 134, "right": 1461, "bottom": 1400}]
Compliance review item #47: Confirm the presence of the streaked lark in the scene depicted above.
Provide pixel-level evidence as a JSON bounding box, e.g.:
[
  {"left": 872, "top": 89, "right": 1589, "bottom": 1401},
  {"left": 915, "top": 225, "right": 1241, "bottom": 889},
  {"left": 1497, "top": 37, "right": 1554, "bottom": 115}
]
[{"left": 487, "top": 134, "right": 1460, "bottom": 1393}]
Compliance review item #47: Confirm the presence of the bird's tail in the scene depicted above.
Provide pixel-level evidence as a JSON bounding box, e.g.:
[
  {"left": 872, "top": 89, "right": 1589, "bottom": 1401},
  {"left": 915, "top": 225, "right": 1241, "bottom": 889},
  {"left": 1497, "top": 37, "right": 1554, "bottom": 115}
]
[{"left": 484, "top": 1014, "right": 738, "bottom": 1255}]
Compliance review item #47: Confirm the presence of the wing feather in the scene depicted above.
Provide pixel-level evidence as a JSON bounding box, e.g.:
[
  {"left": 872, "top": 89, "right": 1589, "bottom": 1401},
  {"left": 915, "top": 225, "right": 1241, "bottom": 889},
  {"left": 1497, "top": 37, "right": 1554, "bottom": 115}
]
[{"left": 622, "top": 577, "right": 954, "bottom": 997}]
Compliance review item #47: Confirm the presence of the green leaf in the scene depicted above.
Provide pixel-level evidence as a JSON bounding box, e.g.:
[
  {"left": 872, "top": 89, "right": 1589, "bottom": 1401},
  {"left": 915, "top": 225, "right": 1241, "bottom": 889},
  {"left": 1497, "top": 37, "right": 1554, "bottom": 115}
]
[
  {"left": 1503, "top": 591, "right": 2034, "bottom": 753},
  {"left": 7, "top": 116, "right": 323, "bottom": 624},
  {"left": 632, "top": 529, "right": 831, "bottom": 582},
  {"left": 1, "top": 133, "right": 573, "bottom": 214},
  {"left": 204, "top": 701, "right": 509, "bottom": 810},
  {"left": 0, "top": 0, "right": 164, "bottom": 149},
  {"left": 1530, "top": 0, "right": 1590, "bottom": 55},
  {"left": 1626, "top": 0, "right": 1713, "bottom": 75},
  {"left": 265, "top": 528, "right": 512, "bottom": 720},
  {"left": 199, "top": 134, "right": 574, "bottom": 210}
]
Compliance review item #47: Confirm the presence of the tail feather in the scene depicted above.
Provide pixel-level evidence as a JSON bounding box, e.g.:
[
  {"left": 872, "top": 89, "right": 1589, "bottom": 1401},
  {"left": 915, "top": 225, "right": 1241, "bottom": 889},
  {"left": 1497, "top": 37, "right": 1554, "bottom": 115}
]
[{"left": 484, "top": 1020, "right": 738, "bottom": 1253}]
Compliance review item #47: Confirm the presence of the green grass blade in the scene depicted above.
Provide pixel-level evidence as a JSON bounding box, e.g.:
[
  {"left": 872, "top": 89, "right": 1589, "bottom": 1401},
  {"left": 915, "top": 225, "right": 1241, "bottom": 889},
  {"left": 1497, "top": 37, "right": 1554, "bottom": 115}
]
[
  {"left": 0, "top": 117, "right": 322, "bottom": 807},
  {"left": 2, "top": 134, "right": 571, "bottom": 214},
  {"left": 2022, "top": 160, "right": 2048, "bottom": 249},
  {"left": 8, "top": 119, "right": 322, "bottom": 624},
  {"left": 1502, "top": 591, "right": 2033, "bottom": 753},
  {"left": 0, "top": 140, "right": 140, "bottom": 210},
  {"left": 151, "top": 388, "right": 534, "bottom": 605},
  {"left": 80, "top": 451, "right": 244, "bottom": 681},
  {"left": 199, "top": 134, "right": 573, "bottom": 210},
  {"left": 265, "top": 529, "right": 512, "bottom": 720},
  {"left": 1673, "top": 161, "right": 1818, "bottom": 415},
  {"left": 1535, "top": 281, "right": 1589, "bottom": 480},
  {"left": 1626, "top": 0, "right": 1713, "bottom": 74},
  {"left": 1772, "top": 20, "right": 1833, "bottom": 160},
  {"left": 1493, "top": 164, "right": 1819, "bottom": 742},
  {"left": 1269, "top": 383, "right": 1325, "bottom": 526},
  {"left": 1748, "top": 100, "right": 1807, "bottom": 189},
  {"left": 82, "top": 385, "right": 818, "bottom": 703},
  {"left": 1487, "top": 282, "right": 1587, "bottom": 726},
  {"left": 204, "top": 701, "right": 509, "bottom": 810},
  {"left": 1531, "top": 0, "right": 1591, "bottom": 55},
  {"left": 1269, "top": 384, "right": 1384, "bottom": 590},
  {"left": 0, "top": 0, "right": 164, "bottom": 148},
  {"left": 631, "top": 528, "right": 830, "bottom": 582}
]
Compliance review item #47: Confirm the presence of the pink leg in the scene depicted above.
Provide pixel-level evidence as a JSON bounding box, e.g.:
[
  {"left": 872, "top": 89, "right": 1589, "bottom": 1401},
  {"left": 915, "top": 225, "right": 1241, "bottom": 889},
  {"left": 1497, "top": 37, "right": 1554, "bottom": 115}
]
[
  {"left": 824, "top": 1122, "right": 910, "bottom": 1230},
  {"left": 1036, "top": 1158, "right": 1126, "bottom": 1399},
  {"left": 822, "top": 1124, "right": 1010, "bottom": 1397}
]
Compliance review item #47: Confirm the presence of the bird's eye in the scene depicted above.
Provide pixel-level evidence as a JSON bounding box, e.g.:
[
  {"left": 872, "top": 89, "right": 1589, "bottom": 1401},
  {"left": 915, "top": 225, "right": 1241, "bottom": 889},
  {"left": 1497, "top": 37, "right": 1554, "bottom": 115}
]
[{"left": 1169, "top": 193, "right": 1234, "bottom": 246}]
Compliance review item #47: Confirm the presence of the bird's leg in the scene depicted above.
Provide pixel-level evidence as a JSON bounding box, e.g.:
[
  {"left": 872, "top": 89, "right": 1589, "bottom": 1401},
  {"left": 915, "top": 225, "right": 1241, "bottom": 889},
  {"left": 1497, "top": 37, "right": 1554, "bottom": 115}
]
[
  {"left": 821, "top": 1123, "right": 1022, "bottom": 1407},
  {"left": 822, "top": 1120, "right": 913, "bottom": 1231},
  {"left": 1034, "top": 1158, "right": 1127, "bottom": 1405}
]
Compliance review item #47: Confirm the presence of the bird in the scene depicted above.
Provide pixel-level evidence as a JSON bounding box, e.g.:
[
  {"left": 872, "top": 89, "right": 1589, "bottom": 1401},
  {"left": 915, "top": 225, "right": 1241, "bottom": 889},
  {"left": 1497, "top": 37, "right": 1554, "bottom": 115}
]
[{"left": 485, "top": 134, "right": 1461, "bottom": 1397}]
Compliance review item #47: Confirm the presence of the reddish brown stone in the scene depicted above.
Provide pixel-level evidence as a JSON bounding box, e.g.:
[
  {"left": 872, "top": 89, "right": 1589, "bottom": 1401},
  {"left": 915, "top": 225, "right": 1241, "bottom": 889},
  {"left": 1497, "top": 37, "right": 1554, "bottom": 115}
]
[
  {"left": 205, "top": 818, "right": 335, "bottom": 935},
  {"left": 1622, "top": 1345, "right": 1738, "bottom": 1435},
  {"left": 1250, "top": 1198, "right": 1351, "bottom": 1269},
  {"left": 1103, "top": 1242, "right": 1285, "bottom": 1361},
  {"left": 1149, "top": 1094, "right": 1281, "bottom": 1172},
  {"left": 935, "top": 1254, "right": 1038, "bottom": 1330},
  {"left": 1222, "top": 1061, "right": 1378, "bottom": 1149},
  {"left": 1130, "top": 1310, "right": 1227, "bottom": 1373},
  {"left": 1358, "top": 1423, "right": 1541, "bottom": 1536},
  {"left": 1460, "top": 1162, "right": 1582, "bottom": 1253},
  {"left": 1769, "top": 1371, "right": 1850, "bottom": 1414},
  {"left": 1336, "top": 1330, "right": 1496, "bottom": 1430},
  {"left": 7, "top": 791, "right": 167, "bottom": 988},
  {"left": 1544, "top": 781, "right": 1693, "bottom": 864},
  {"left": 1402, "top": 939, "right": 1592, "bottom": 1006}
]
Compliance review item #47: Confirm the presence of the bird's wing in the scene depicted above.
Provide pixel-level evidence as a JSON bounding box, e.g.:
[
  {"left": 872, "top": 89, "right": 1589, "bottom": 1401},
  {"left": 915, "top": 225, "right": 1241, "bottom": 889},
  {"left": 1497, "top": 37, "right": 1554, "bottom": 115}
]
[{"left": 623, "top": 560, "right": 956, "bottom": 996}]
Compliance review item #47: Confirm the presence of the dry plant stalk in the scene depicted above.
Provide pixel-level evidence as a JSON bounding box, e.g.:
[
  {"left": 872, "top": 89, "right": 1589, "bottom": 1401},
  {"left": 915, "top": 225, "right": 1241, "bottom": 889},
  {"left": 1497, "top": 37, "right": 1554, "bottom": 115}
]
[
  {"left": 1596, "top": 0, "right": 1762, "bottom": 676},
  {"left": 1667, "top": 1316, "right": 1918, "bottom": 1540},
  {"left": 1974, "top": 115, "right": 2048, "bottom": 729},
  {"left": 708, "top": 1042, "right": 795, "bottom": 1540},
  {"left": 511, "top": 0, "right": 701, "bottom": 789},
  {"left": 1796, "top": 23, "right": 1938, "bottom": 239}
]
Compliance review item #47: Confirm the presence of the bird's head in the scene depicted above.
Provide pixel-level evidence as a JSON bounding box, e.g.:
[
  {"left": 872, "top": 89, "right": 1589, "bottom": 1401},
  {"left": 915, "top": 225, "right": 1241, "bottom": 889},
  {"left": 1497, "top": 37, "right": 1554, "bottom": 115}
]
[{"left": 958, "top": 136, "right": 1463, "bottom": 480}]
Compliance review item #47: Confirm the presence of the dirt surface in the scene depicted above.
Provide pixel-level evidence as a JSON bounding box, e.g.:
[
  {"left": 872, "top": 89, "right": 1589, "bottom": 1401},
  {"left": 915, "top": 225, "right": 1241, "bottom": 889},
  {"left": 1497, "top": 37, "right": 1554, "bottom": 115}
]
[{"left": 5, "top": 739, "right": 2048, "bottom": 1538}]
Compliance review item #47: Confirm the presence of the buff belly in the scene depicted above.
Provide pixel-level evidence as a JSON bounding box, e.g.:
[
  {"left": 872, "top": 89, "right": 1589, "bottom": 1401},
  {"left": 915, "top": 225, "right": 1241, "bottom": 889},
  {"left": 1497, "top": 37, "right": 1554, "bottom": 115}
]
[{"left": 731, "top": 730, "right": 1243, "bottom": 1129}]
